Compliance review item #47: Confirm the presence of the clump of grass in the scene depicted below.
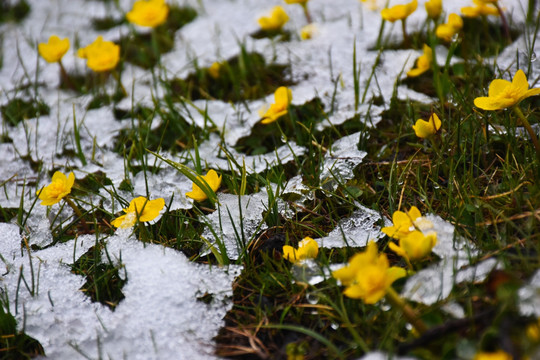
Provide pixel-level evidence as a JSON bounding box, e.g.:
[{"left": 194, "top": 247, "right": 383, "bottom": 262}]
[
  {"left": 113, "top": 103, "right": 208, "bottom": 161},
  {"left": 457, "top": 17, "right": 522, "bottom": 58},
  {"left": 250, "top": 28, "right": 292, "bottom": 42},
  {"left": 0, "top": 0, "right": 30, "bottom": 23},
  {"left": 71, "top": 242, "right": 126, "bottom": 310},
  {"left": 0, "top": 303, "right": 45, "bottom": 358},
  {"left": 118, "top": 6, "right": 197, "bottom": 69},
  {"left": 168, "top": 50, "right": 294, "bottom": 103},
  {"left": 234, "top": 98, "right": 325, "bottom": 155},
  {"left": 146, "top": 208, "right": 205, "bottom": 259},
  {"left": 1, "top": 98, "right": 50, "bottom": 126}
]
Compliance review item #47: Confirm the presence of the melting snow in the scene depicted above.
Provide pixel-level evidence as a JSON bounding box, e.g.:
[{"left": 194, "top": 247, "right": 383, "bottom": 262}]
[{"left": 0, "top": 0, "right": 536, "bottom": 357}]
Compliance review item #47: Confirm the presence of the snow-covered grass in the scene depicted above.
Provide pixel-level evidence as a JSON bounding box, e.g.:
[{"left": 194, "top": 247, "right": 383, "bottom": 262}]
[{"left": 1, "top": 0, "right": 540, "bottom": 359}]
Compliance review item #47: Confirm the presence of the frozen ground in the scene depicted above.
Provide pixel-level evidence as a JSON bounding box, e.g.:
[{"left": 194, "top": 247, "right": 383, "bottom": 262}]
[{"left": 0, "top": 0, "right": 538, "bottom": 358}]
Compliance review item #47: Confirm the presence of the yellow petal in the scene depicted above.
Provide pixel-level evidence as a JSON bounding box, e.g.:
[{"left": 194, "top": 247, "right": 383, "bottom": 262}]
[
  {"left": 275, "top": 86, "right": 293, "bottom": 106},
  {"left": 386, "top": 266, "right": 407, "bottom": 284},
  {"left": 512, "top": 69, "right": 529, "bottom": 93},
  {"left": 488, "top": 79, "right": 511, "bottom": 98},
  {"left": 343, "top": 284, "right": 366, "bottom": 299},
  {"left": 388, "top": 241, "right": 408, "bottom": 259},
  {"left": 138, "top": 198, "right": 165, "bottom": 222},
  {"left": 448, "top": 13, "right": 463, "bottom": 30},
  {"left": 298, "top": 237, "right": 319, "bottom": 259},
  {"left": 474, "top": 96, "right": 514, "bottom": 110},
  {"left": 362, "top": 288, "right": 387, "bottom": 304},
  {"left": 111, "top": 214, "right": 128, "bottom": 228},
  {"left": 408, "top": 206, "right": 422, "bottom": 220},
  {"left": 524, "top": 87, "right": 540, "bottom": 100},
  {"left": 282, "top": 245, "right": 298, "bottom": 262},
  {"left": 413, "top": 118, "right": 436, "bottom": 138}
]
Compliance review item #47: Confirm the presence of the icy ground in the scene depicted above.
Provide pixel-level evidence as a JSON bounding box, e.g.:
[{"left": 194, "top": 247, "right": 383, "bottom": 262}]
[{"left": 0, "top": 0, "right": 538, "bottom": 359}]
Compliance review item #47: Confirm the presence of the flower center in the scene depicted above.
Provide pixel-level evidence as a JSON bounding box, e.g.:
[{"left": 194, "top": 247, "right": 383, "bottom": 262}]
[{"left": 48, "top": 181, "right": 65, "bottom": 198}]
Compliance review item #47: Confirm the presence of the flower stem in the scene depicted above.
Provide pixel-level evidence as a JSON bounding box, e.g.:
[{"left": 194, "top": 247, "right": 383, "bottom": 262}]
[
  {"left": 58, "top": 60, "right": 75, "bottom": 91},
  {"left": 301, "top": 3, "right": 312, "bottom": 24},
  {"left": 64, "top": 196, "right": 88, "bottom": 231},
  {"left": 513, "top": 106, "right": 540, "bottom": 160},
  {"left": 112, "top": 70, "right": 127, "bottom": 98},
  {"left": 385, "top": 287, "right": 428, "bottom": 335},
  {"left": 495, "top": 2, "right": 511, "bottom": 42},
  {"left": 401, "top": 19, "right": 410, "bottom": 47}
]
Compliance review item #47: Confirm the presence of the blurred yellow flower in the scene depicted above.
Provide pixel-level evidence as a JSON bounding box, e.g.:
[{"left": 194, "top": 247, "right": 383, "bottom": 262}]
[
  {"left": 333, "top": 241, "right": 406, "bottom": 304},
  {"left": 461, "top": 0, "right": 499, "bottom": 17},
  {"left": 284, "top": 0, "right": 309, "bottom": 4},
  {"left": 38, "top": 35, "right": 70, "bottom": 63},
  {"left": 283, "top": 237, "right": 319, "bottom": 263},
  {"left": 300, "top": 23, "right": 317, "bottom": 40},
  {"left": 389, "top": 230, "right": 437, "bottom": 261},
  {"left": 258, "top": 6, "right": 289, "bottom": 31},
  {"left": 208, "top": 61, "right": 222, "bottom": 79},
  {"left": 527, "top": 319, "right": 540, "bottom": 342},
  {"left": 436, "top": 13, "right": 463, "bottom": 42},
  {"left": 474, "top": 70, "right": 540, "bottom": 110},
  {"left": 412, "top": 113, "right": 442, "bottom": 138},
  {"left": 381, "top": 0, "right": 418, "bottom": 22},
  {"left": 111, "top": 197, "right": 165, "bottom": 228},
  {"left": 473, "top": 350, "right": 512, "bottom": 360},
  {"left": 127, "top": 0, "right": 169, "bottom": 28},
  {"left": 406, "top": 44, "right": 432, "bottom": 77},
  {"left": 381, "top": 206, "right": 424, "bottom": 239},
  {"left": 77, "top": 36, "right": 120, "bottom": 72},
  {"left": 37, "top": 171, "right": 75, "bottom": 206},
  {"left": 259, "top": 86, "right": 293, "bottom": 124},
  {"left": 185, "top": 169, "right": 222, "bottom": 202},
  {"left": 424, "top": 0, "right": 442, "bottom": 20}
]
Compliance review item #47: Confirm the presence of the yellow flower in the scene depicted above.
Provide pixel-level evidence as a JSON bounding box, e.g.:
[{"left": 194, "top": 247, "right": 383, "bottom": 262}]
[
  {"left": 474, "top": 70, "right": 540, "bottom": 110},
  {"left": 126, "top": 0, "right": 169, "bottom": 28},
  {"left": 412, "top": 113, "right": 442, "bottom": 138},
  {"left": 300, "top": 23, "right": 317, "bottom": 40},
  {"left": 111, "top": 197, "right": 165, "bottom": 228},
  {"left": 38, "top": 35, "right": 70, "bottom": 63},
  {"left": 284, "top": 0, "right": 309, "bottom": 4},
  {"left": 473, "top": 350, "right": 512, "bottom": 360},
  {"left": 424, "top": 0, "right": 442, "bottom": 20},
  {"left": 461, "top": 0, "right": 499, "bottom": 17},
  {"left": 526, "top": 319, "right": 540, "bottom": 342},
  {"left": 389, "top": 230, "right": 437, "bottom": 261},
  {"left": 406, "top": 44, "right": 432, "bottom": 77},
  {"left": 77, "top": 36, "right": 120, "bottom": 72},
  {"left": 258, "top": 6, "right": 289, "bottom": 31},
  {"left": 208, "top": 61, "right": 222, "bottom": 79},
  {"left": 333, "top": 241, "right": 406, "bottom": 304},
  {"left": 436, "top": 13, "right": 463, "bottom": 42},
  {"left": 259, "top": 86, "right": 293, "bottom": 124},
  {"left": 381, "top": 0, "right": 418, "bottom": 22},
  {"left": 185, "top": 169, "right": 222, "bottom": 202},
  {"left": 283, "top": 237, "right": 319, "bottom": 263},
  {"left": 381, "top": 206, "right": 423, "bottom": 239},
  {"left": 37, "top": 171, "right": 75, "bottom": 206},
  {"left": 360, "top": 0, "right": 381, "bottom": 10}
]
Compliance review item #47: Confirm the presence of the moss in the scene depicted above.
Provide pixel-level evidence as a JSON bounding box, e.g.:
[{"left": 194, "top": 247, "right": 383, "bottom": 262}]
[{"left": 1, "top": 98, "right": 50, "bottom": 126}]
